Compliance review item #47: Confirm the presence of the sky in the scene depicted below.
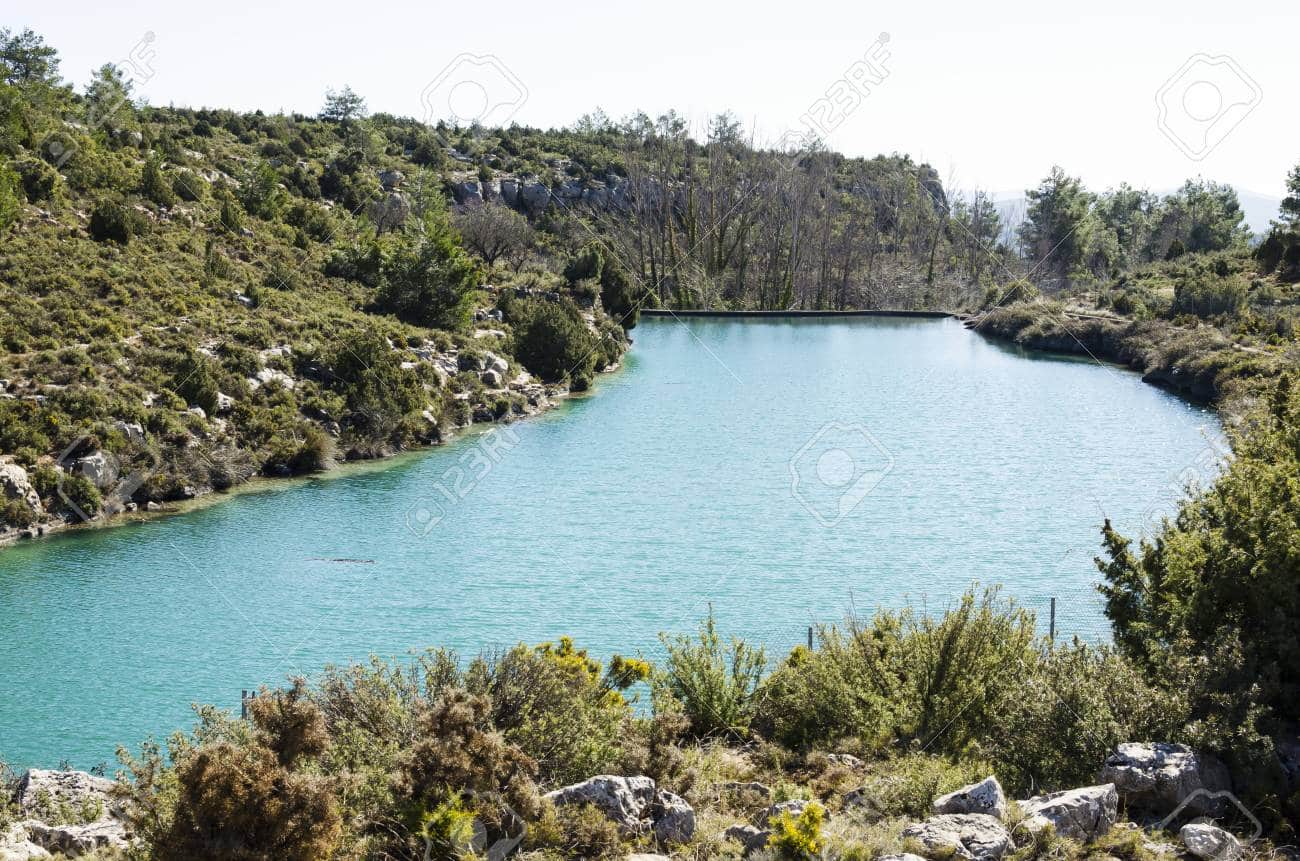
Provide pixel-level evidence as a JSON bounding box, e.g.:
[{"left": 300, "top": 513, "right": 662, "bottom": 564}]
[{"left": 12, "top": 0, "right": 1298, "bottom": 201}]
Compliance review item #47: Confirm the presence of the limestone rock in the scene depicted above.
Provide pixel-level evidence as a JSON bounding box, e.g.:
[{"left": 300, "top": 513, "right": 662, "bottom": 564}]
[
  {"left": 827, "top": 753, "right": 865, "bottom": 769},
  {"left": 543, "top": 775, "right": 656, "bottom": 835},
  {"left": 0, "top": 463, "right": 42, "bottom": 511},
  {"left": 111, "top": 421, "right": 144, "bottom": 442},
  {"left": 481, "top": 369, "right": 502, "bottom": 388},
  {"left": 72, "top": 451, "right": 117, "bottom": 490},
  {"left": 371, "top": 191, "right": 411, "bottom": 232},
  {"left": 1017, "top": 784, "right": 1117, "bottom": 842},
  {"left": 723, "top": 823, "right": 770, "bottom": 854},
  {"left": 902, "top": 813, "right": 1014, "bottom": 861},
  {"left": 934, "top": 776, "right": 1007, "bottom": 820},
  {"left": 377, "top": 168, "right": 404, "bottom": 190},
  {"left": 21, "top": 820, "right": 128, "bottom": 857},
  {"left": 1099, "top": 743, "right": 1230, "bottom": 818},
  {"left": 12, "top": 770, "right": 128, "bottom": 856},
  {"left": 652, "top": 789, "right": 695, "bottom": 844},
  {"left": 1180, "top": 823, "right": 1241, "bottom": 860},
  {"left": 879, "top": 855, "right": 929, "bottom": 861}
]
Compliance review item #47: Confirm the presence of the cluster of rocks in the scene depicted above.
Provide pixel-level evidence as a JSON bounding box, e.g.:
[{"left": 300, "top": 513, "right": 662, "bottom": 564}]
[{"left": 0, "top": 769, "right": 130, "bottom": 859}]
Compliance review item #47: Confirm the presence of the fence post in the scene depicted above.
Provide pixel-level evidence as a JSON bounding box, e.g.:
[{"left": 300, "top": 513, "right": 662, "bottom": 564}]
[
  {"left": 807, "top": 626, "right": 814, "bottom": 651},
  {"left": 1049, "top": 597, "right": 1057, "bottom": 642}
]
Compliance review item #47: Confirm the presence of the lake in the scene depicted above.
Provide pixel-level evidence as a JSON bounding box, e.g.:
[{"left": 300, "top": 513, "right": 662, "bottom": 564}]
[{"left": 0, "top": 316, "right": 1223, "bottom": 769}]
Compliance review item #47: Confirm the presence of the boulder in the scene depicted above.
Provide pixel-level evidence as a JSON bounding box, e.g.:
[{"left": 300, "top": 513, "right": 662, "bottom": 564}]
[
  {"left": 627, "top": 855, "right": 671, "bottom": 861},
  {"left": 723, "top": 823, "right": 770, "bottom": 854},
  {"left": 879, "top": 855, "right": 929, "bottom": 861},
  {"left": 215, "top": 392, "right": 235, "bottom": 414},
  {"left": 1180, "top": 823, "right": 1241, "bottom": 861},
  {"left": 499, "top": 179, "right": 519, "bottom": 208},
  {"left": 0, "top": 822, "right": 52, "bottom": 860},
  {"left": 377, "top": 169, "right": 404, "bottom": 190},
  {"left": 543, "top": 775, "right": 656, "bottom": 835},
  {"left": 827, "top": 753, "right": 865, "bottom": 769},
  {"left": 15, "top": 769, "right": 117, "bottom": 816},
  {"left": 452, "top": 181, "right": 483, "bottom": 205},
  {"left": 21, "top": 820, "right": 128, "bottom": 857},
  {"left": 934, "top": 777, "right": 1007, "bottom": 820},
  {"left": 521, "top": 181, "right": 550, "bottom": 213},
  {"left": 12, "top": 770, "right": 128, "bottom": 856},
  {"left": 111, "top": 421, "right": 144, "bottom": 442},
  {"left": 902, "top": 814, "right": 1014, "bottom": 861},
  {"left": 371, "top": 191, "right": 411, "bottom": 232},
  {"left": 0, "top": 463, "right": 42, "bottom": 511},
  {"left": 72, "top": 452, "right": 117, "bottom": 490},
  {"left": 651, "top": 789, "right": 695, "bottom": 844},
  {"left": 481, "top": 370, "right": 502, "bottom": 388},
  {"left": 1017, "top": 784, "right": 1117, "bottom": 843},
  {"left": 485, "top": 353, "right": 508, "bottom": 374},
  {"left": 1099, "top": 743, "right": 1230, "bottom": 818}
]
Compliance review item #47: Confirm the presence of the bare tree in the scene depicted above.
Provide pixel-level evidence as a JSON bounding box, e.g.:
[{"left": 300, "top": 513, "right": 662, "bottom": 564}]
[{"left": 454, "top": 201, "right": 534, "bottom": 268}]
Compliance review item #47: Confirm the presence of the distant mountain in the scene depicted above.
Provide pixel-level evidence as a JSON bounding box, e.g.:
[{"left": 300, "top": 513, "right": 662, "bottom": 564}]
[{"left": 986, "top": 186, "right": 1282, "bottom": 243}]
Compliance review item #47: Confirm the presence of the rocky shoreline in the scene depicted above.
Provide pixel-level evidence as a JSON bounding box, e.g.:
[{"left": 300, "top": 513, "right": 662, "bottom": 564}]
[{"left": 0, "top": 344, "right": 624, "bottom": 551}]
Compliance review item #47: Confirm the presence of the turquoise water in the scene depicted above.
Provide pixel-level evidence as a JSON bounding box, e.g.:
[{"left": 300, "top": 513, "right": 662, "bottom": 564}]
[{"left": 0, "top": 317, "right": 1222, "bottom": 769}]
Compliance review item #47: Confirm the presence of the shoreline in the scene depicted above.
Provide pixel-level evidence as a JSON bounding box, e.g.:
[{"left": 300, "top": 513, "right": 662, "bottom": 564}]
[{"left": 0, "top": 362, "right": 622, "bottom": 552}]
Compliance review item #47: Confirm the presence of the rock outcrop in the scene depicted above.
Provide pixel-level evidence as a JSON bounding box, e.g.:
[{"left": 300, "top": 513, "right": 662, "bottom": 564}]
[
  {"left": 543, "top": 775, "right": 694, "bottom": 843},
  {"left": 0, "top": 462, "right": 42, "bottom": 512},
  {"left": 3, "top": 769, "right": 130, "bottom": 857},
  {"left": 902, "top": 813, "right": 1014, "bottom": 861},
  {"left": 933, "top": 776, "right": 1007, "bottom": 820},
  {"left": 1017, "top": 784, "right": 1118, "bottom": 842},
  {"left": 1099, "top": 743, "right": 1230, "bottom": 818}
]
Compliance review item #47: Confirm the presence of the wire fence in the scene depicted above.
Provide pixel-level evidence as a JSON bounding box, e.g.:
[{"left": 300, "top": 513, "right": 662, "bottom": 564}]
[{"left": 741, "top": 587, "right": 1115, "bottom": 659}]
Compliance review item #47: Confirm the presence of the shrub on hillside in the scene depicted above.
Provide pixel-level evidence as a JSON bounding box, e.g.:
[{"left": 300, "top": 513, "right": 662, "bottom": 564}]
[
  {"left": 88, "top": 196, "right": 141, "bottom": 243},
  {"left": 373, "top": 217, "right": 480, "bottom": 330},
  {"left": 659, "top": 613, "right": 767, "bottom": 739},
  {"left": 506, "top": 295, "right": 598, "bottom": 383}
]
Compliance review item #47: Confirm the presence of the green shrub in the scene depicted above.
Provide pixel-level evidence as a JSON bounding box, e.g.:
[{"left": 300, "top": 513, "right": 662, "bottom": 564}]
[
  {"left": 88, "top": 196, "right": 138, "bottom": 243},
  {"left": 659, "top": 613, "right": 766, "bottom": 739},
  {"left": 140, "top": 156, "right": 176, "bottom": 207},
  {"left": 509, "top": 297, "right": 598, "bottom": 383},
  {"left": 15, "top": 155, "right": 57, "bottom": 202},
  {"left": 373, "top": 216, "right": 481, "bottom": 330}
]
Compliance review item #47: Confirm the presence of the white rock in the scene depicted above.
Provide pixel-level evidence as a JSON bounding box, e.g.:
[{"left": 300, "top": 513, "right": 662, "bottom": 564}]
[
  {"left": 651, "top": 789, "right": 695, "bottom": 844},
  {"left": 544, "top": 775, "right": 656, "bottom": 834},
  {"left": 1100, "top": 743, "right": 1231, "bottom": 818},
  {"left": 902, "top": 813, "right": 1014, "bottom": 861},
  {"left": 827, "top": 753, "right": 865, "bottom": 769},
  {"left": 1018, "top": 784, "right": 1117, "bottom": 842},
  {"left": 0, "top": 463, "right": 42, "bottom": 511},
  {"left": 934, "top": 776, "right": 1007, "bottom": 820},
  {"left": 72, "top": 451, "right": 118, "bottom": 490},
  {"left": 723, "top": 823, "right": 770, "bottom": 854},
  {"left": 1180, "top": 823, "right": 1241, "bottom": 861}
]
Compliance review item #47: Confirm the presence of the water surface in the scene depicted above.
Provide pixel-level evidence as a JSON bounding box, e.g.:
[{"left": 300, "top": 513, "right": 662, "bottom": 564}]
[{"left": 0, "top": 317, "right": 1222, "bottom": 768}]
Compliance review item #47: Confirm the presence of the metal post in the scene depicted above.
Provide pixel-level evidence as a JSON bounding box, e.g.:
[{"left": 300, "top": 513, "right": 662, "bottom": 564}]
[
  {"left": 807, "top": 626, "right": 814, "bottom": 650},
  {"left": 1049, "top": 597, "right": 1057, "bottom": 642}
]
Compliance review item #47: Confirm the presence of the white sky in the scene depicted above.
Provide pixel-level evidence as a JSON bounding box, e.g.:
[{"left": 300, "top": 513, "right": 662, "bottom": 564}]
[{"left": 12, "top": 0, "right": 1298, "bottom": 199}]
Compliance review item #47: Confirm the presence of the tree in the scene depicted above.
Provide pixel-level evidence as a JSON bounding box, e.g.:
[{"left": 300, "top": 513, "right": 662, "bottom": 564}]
[
  {"left": 84, "top": 63, "right": 138, "bottom": 135},
  {"left": 327, "top": 327, "right": 425, "bottom": 440},
  {"left": 1280, "top": 163, "right": 1300, "bottom": 228},
  {"left": 1017, "top": 166, "right": 1093, "bottom": 285},
  {"left": 319, "top": 86, "right": 366, "bottom": 122},
  {"left": 0, "top": 27, "right": 60, "bottom": 86},
  {"left": 453, "top": 201, "right": 533, "bottom": 267},
  {"left": 1148, "top": 179, "right": 1248, "bottom": 257},
  {"left": 508, "top": 297, "right": 597, "bottom": 383},
  {"left": 373, "top": 213, "right": 481, "bottom": 330},
  {"left": 1097, "top": 374, "right": 1300, "bottom": 750},
  {"left": 0, "top": 163, "right": 20, "bottom": 231}
]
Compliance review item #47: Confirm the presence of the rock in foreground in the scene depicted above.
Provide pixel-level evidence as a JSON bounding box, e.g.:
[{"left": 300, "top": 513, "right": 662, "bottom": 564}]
[
  {"left": 1018, "top": 783, "right": 1118, "bottom": 842},
  {"left": 902, "top": 813, "right": 1014, "bottom": 861}
]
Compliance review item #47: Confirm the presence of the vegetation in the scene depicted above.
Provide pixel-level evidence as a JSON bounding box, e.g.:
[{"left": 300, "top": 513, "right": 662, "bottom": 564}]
[{"left": 0, "top": 28, "right": 636, "bottom": 533}]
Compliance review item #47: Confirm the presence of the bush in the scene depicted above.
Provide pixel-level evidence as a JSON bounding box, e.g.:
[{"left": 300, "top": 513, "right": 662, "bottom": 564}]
[
  {"left": 373, "top": 218, "right": 481, "bottom": 330},
  {"left": 1098, "top": 373, "right": 1300, "bottom": 796},
  {"left": 659, "top": 613, "right": 766, "bottom": 739},
  {"left": 88, "top": 196, "right": 139, "bottom": 243},
  {"left": 15, "top": 155, "right": 57, "bottom": 202},
  {"left": 768, "top": 800, "right": 826, "bottom": 859},
  {"left": 509, "top": 297, "right": 598, "bottom": 383},
  {"left": 1171, "top": 270, "right": 1247, "bottom": 318},
  {"left": 140, "top": 156, "right": 176, "bottom": 207}
]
